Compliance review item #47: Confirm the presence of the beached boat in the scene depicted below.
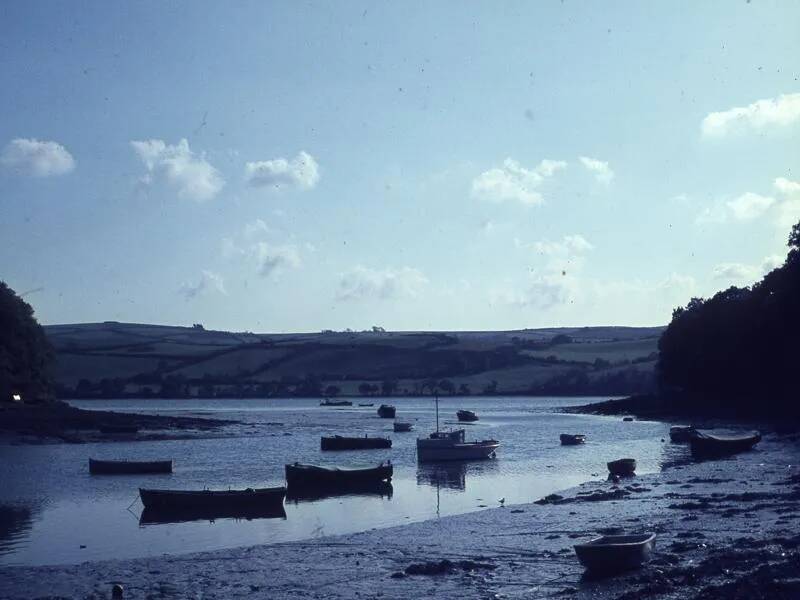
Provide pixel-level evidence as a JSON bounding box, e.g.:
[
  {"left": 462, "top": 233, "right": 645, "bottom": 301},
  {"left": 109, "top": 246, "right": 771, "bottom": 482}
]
[
  {"left": 320, "top": 435, "right": 392, "bottom": 451},
  {"left": 669, "top": 425, "right": 697, "bottom": 443},
  {"left": 320, "top": 399, "right": 352, "bottom": 407},
  {"left": 622, "top": 416, "right": 634, "bottom": 422},
  {"left": 393, "top": 421, "right": 413, "bottom": 432},
  {"left": 456, "top": 410, "right": 479, "bottom": 422},
  {"left": 285, "top": 462, "right": 393, "bottom": 489},
  {"left": 560, "top": 434, "right": 586, "bottom": 446},
  {"left": 140, "top": 504, "right": 286, "bottom": 525},
  {"left": 90, "top": 458, "right": 172, "bottom": 475},
  {"left": 99, "top": 425, "right": 140, "bottom": 434},
  {"left": 377, "top": 404, "right": 396, "bottom": 418},
  {"left": 689, "top": 430, "right": 761, "bottom": 458},
  {"left": 139, "top": 486, "right": 286, "bottom": 511},
  {"left": 574, "top": 533, "right": 656, "bottom": 573},
  {"left": 286, "top": 480, "right": 393, "bottom": 503},
  {"left": 607, "top": 458, "right": 637, "bottom": 476}
]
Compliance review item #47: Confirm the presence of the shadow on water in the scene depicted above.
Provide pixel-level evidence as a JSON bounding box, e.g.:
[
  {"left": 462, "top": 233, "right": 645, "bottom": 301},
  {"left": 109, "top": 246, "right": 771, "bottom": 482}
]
[
  {"left": 285, "top": 481, "right": 394, "bottom": 504},
  {"left": 139, "top": 504, "right": 287, "bottom": 526},
  {"left": 0, "top": 504, "right": 37, "bottom": 557},
  {"left": 415, "top": 459, "right": 500, "bottom": 492}
]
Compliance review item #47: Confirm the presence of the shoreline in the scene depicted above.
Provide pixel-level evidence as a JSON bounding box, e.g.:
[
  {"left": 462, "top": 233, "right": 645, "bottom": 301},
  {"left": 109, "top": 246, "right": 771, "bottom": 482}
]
[{"left": 1, "top": 425, "right": 798, "bottom": 598}]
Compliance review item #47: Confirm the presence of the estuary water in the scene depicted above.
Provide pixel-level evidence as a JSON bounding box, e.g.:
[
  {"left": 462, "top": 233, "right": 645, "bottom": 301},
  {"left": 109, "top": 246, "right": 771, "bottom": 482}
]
[{"left": 0, "top": 396, "right": 677, "bottom": 566}]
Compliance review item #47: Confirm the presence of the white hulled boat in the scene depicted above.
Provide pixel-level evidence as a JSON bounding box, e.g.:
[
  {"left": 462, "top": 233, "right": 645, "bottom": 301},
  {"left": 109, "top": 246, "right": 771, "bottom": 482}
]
[{"left": 416, "top": 395, "right": 499, "bottom": 462}]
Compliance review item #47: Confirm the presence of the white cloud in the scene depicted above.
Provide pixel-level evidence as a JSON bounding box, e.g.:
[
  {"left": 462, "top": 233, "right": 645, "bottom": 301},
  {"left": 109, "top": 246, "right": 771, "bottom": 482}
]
[
  {"left": 1, "top": 138, "right": 75, "bottom": 177},
  {"left": 579, "top": 156, "right": 614, "bottom": 184},
  {"left": 712, "top": 262, "right": 759, "bottom": 281},
  {"left": 243, "top": 218, "right": 271, "bottom": 238},
  {"left": 701, "top": 93, "right": 800, "bottom": 138},
  {"left": 245, "top": 151, "right": 319, "bottom": 191},
  {"left": 337, "top": 266, "right": 429, "bottom": 301},
  {"left": 131, "top": 138, "right": 224, "bottom": 201},
  {"left": 178, "top": 270, "right": 227, "bottom": 299},
  {"left": 726, "top": 192, "right": 775, "bottom": 221},
  {"left": 252, "top": 242, "right": 302, "bottom": 277},
  {"left": 772, "top": 177, "right": 800, "bottom": 232},
  {"left": 761, "top": 255, "right": 784, "bottom": 272},
  {"left": 532, "top": 234, "right": 593, "bottom": 256},
  {"left": 471, "top": 158, "right": 566, "bottom": 206}
]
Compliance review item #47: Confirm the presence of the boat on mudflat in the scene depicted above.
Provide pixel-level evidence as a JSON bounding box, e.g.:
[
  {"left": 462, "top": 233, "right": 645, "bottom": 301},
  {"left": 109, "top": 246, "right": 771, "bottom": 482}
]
[
  {"left": 320, "top": 435, "right": 392, "bottom": 451},
  {"left": 377, "top": 404, "right": 396, "bottom": 418},
  {"left": 669, "top": 425, "right": 697, "bottom": 443},
  {"left": 574, "top": 533, "right": 656, "bottom": 573},
  {"left": 607, "top": 458, "right": 636, "bottom": 476},
  {"left": 320, "top": 399, "right": 352, "bottom": 407},
  {"left": 393, "top": 421, "right": 413, "bottom": 432},
  {"left": 689, "top": 430, "right": 761, "bottom": 458},
  {"left": 456, "top": 410, "right": 479, "bottom": 422},
  {"left": 89, "top": 458, "right": 172, "bottom": 475},
  {"left": 560, "top": 434, "right": 586, "bottom": 446},
  {"left": 139, "top": 486, "right": 286, "bottom": 511},
  {"left": 285, "top": 462, "right": 393, "bottom": 489}
]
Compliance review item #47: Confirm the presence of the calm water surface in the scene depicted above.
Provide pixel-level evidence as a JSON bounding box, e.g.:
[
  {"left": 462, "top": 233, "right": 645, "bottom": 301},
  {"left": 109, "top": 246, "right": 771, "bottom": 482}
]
[{"left": 0, "top": 397, "right": 679, "bottom": 566}]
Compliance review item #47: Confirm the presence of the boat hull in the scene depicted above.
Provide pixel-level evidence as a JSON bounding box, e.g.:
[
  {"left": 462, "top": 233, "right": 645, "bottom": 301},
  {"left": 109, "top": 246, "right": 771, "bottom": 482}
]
[
  {"left": 456, "top": 411, "right": 479, "bottom": 422},
  {"left": 669, "top": 426, "right": 697, "bottom": 443},
  {"left": 574, "top": 534, "right": 656, "bottom": 573},
  {"left": 560, "top": 434, "right": 586, "bottom": 446},
  {"left": 607, "top": 458, "right": 637, "bottom": 476},
  {"left": 377, "top": 405, "right": 396, "bottom": 418},
  {"left": 139, "top": 487, "right": 286, "bottom": 511},
  {"left": 89, "top": 459, "right": 172, "bottom": 475},
  {"left": 417, "top": 442, "right": 499, "bottom": 462},
  {"left": 393, "top": 422, "right": 413, "bottom": 432},
  {"left": 285, "top": 462, "right": 393, "bottom": 489},
  {"left": 320, "top": 436, "right": 392, "bottom": 451},
  {"left": 689, "top": 431, "right": 761, "bottom": 458}
]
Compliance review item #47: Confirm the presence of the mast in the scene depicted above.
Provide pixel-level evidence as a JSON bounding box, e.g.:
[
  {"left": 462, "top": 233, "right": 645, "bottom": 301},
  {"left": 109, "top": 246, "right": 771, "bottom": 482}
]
[{"left": 435, "top": 392, "right": 439, "bottom": 433}]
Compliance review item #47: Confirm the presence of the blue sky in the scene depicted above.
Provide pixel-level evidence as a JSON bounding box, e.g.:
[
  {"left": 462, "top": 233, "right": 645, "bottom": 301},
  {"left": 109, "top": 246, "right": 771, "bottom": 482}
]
[{"left": 1, "top": 1, "right": 799, "bottom": 332}]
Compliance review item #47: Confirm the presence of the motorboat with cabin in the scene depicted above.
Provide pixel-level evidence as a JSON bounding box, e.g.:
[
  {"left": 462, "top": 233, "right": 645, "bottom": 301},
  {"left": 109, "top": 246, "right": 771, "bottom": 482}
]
[{"left": 416, "top": 395, "right": 499, "bottom": 462}]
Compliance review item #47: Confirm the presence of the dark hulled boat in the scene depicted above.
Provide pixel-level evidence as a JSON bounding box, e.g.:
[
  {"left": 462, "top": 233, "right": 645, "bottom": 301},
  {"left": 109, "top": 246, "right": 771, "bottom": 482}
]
[
  {"left": 560, "top": 433, "right": 586, "bottom": 445},
  {"left": 89, "top": 458, "right": 172, "bottom": 475},
  {"left": 689, "top": 430, "right": 761, "bottom": 458},
  {"left": 320, "top": 435, "right": 392, "bottom": 451},
  {"left": 607, "top": 458, "right": 637, "bottom": 476},
  {"left": 456, "top": 410, "right": 479, "bottom": 422},
  {"left": 320, "top": 399, "right": 352, "bottom": 407},
  {"left": 574, "top": 533, "right": 656, "bottom": 573},
  {"left": 285, "top": 462, "right": 393, "bottom": 489},
  {"left": 669, "top": 425, "right": 697, "bottom": 443},
  {"left": 377, "top": 404, "right": 396, "bottom": 418},
  {"left": 139, "top": 486, "right": 286, "bottom": 511}
]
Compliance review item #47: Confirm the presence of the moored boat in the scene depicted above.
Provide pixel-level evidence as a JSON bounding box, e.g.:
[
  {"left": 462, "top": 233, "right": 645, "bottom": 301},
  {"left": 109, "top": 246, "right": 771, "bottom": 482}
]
[
  {"left": 560, "top": 433, "right": 586, "bottom": 446},
  {"left": 393, "top": 421, "right": 413, "bottom": 432},
  {"left": 689, "top": 430, "right": 761, "bottom": 458},
  {"left": 669, "top": 425, "right": 697, "bottom": 443},
  {"left": 320, "top": 399, "right": 352, "bottom": 407},
  {"left": 285, "top": 462, "right": 393, "bottom": 489},
  {"left": 607, "top": 458, "right": 637, "bottom": 476},
  {"left": 456, "top": 410, "right": 479, "bottom": 422},
  {"left": 574, "top": 533, "right": 656, "bottom": 573},
  {"left": 358, "top": 403, "right": 374, "bottom": 407},
  {"left": 89, "top": 458, "right": 172, "bottom": 475},
  {"left": 377, "top": 404, "right": 396, "bottom": 418},
  {"left": 417, "top": 395, "right": 499, "bottom": 462},
  {"left": 622, "top": 416, "right": 634, "bottom": 422},
  {"left": 139, "top": 486, "right": 286, "bottom": 511},
  {"left": 320, "top": 435, "right": 392, "bottom": 451}
]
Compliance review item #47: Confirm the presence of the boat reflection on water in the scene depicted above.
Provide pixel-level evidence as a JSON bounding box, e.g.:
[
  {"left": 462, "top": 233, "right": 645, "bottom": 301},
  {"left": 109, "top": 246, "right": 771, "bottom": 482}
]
[
  {"left": 285, "top": 481, "right": 394, "bottom": 504},
  {"left": 416, "top": 459, "right": 499, "bottom": 492},
  {"left": 139, "top": 504, "right": 287, "bottom": 526}
]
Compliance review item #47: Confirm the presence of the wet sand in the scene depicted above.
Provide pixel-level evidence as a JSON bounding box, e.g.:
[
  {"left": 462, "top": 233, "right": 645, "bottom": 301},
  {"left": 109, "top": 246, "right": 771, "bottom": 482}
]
[{"left": 1, "top": 431, "right": 798, "bottom": 599}]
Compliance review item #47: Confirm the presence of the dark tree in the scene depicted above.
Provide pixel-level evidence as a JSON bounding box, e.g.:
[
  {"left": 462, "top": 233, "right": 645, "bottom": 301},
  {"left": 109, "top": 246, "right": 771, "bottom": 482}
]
[{"left": 0, "top": 281, "right": 54, "bottom": 402}]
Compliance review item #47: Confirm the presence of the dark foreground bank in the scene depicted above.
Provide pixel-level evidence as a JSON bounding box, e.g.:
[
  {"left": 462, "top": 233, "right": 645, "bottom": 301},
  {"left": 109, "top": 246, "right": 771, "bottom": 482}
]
[{"left": 1, "top": 429, "right": 798, "bottom": 599}]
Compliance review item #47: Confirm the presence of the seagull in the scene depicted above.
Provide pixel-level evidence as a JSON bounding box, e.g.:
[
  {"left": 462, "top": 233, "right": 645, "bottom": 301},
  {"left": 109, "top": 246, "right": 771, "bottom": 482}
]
[{"left": 499, "top": 497, "right": 505, "bottom": 505}]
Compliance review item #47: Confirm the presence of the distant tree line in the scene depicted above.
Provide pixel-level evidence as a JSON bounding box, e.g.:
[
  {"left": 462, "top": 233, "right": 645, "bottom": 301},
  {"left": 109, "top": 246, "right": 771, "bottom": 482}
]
[{"left": 658, "top": 221, "right": 800, "bottom": 417}]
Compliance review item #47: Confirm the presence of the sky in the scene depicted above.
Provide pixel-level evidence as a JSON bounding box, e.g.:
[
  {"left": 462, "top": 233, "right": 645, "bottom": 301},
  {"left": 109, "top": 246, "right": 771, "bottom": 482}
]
[{"left": 1, "top": 1, "right": 799, "bottom": 332}]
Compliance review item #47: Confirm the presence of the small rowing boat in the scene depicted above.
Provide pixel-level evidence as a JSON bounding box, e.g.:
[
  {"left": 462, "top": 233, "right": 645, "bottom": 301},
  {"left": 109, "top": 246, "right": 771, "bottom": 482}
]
[
  {"left": 139, "top": 486, "right": 286, "bottom": 510},
  {"left": 320, "top": 399, "right": 352, "bottom": 407},
  {"left": 377, "top": 404, "right": 396, "bottom": 418},
  {"left": 689, "top": 430, "right": 761, "bottom": 458},
  {"left": 285, "top": 462, "right": 393, "bottom": 489},
  {"left": 574, "top": 533, "right": 656, "bottom": 573},
  {"left": 89, "top": 458, "right": 172, "bottom": 475},
  {"left": 560, "top": 434, "right": 586, "bottom": 445},
  {"left": 320, "top": 435, "right": 392, "bottom": 451},
  {"left": 393, "top": 421, "right": 413, "bottom": 432},
  {"left": 607, "top": 458, "right": 636, "bottom": 476},
  {"left": 669, "top": 425, "right": 697, "bottom": 443},
  {"left": 456, "top": 410, "right": 479, "bottom": 422}
]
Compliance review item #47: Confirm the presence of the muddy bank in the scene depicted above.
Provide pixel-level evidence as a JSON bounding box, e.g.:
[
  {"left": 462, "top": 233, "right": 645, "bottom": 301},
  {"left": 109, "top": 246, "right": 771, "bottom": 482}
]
[
  {"left": 0, "top": 402, "right": 235, "bottom": 445},
  {"left": 1, "top": 431, "right": 798, "bottom": 599}
]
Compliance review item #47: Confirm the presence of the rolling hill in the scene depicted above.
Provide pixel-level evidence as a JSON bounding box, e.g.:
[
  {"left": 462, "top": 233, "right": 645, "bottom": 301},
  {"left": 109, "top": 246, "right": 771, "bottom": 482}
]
[{"left": 45, "top": 322, "right": 664, "bottom": 399}]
